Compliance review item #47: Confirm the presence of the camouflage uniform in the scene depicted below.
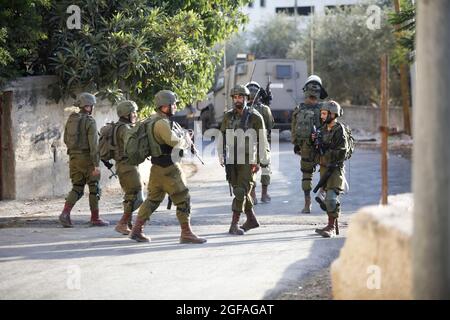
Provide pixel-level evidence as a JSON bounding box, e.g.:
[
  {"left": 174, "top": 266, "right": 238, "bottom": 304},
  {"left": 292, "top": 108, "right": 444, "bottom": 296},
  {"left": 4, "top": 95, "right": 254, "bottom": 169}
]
[
  {"left": 59, "top": 93, "right": 109, "bottom": 227},
  {"left": 291, "top": 75, "right": 328, "bottom": 213},
  {"left": 220, "top": 84, "right": 270, "bottom": 235},
  {"left": 114, "top": 100, "right": 143, "bottom": 235},
  {"left": 246, "top": 81, "right": 274, "bottom": 203},
  {"left": 315, "top": 101, "right": 347, "bottom": 238},
  {"left": 129, "top": 90, "right": 206, "bottom": 244}
]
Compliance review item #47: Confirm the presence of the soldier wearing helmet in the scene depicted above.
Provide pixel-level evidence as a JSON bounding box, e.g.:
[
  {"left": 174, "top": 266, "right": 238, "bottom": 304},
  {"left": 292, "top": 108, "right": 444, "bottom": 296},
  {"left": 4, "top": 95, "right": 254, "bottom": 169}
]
[
  {"left": 218, "top": 84, "right": 270, "bottom": 236},
  {"left": 291, "top": 75, "right": 328, "bottom": 214},
  {"left": 313, "top": 100, "right": 347, "bottom": 238},
  {"left": 112, "top": 100, "right": 144, "bottom": 235},
  {"left": 129, "top": 90, "right": 206, "bottom": 244},
  {"left": 59, "top": 92, "right": 109, "bottom": 228},
  {"left": 245, "top": 81, "right": 274, "bottom": 204}
]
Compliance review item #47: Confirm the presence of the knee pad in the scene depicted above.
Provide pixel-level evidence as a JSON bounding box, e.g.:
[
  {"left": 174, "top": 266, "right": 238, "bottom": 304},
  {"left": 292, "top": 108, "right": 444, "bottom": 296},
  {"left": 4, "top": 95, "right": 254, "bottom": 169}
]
[
  {"left": 325, "top": 190, "right": 340, "bottom": 213},
  {"left": 233, "top": 187, "right": 246, "bottom": 200},
  {"left": 73, "top": 184, "right": 85, "bottom": 200},
  {"left": 176, "top": 196, "right": 191, "bottom": 214}
]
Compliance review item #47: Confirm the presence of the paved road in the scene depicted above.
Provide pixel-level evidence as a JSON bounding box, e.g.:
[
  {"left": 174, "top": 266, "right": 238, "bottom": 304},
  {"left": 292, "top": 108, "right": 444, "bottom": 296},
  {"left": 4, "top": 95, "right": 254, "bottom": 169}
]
[{"left": 0, "top": 140, "right": 411, "bottom": 299}]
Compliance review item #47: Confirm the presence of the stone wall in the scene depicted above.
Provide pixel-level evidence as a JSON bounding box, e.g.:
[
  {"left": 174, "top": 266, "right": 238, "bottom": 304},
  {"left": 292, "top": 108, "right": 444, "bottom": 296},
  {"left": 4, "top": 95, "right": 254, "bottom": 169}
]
[
  {"left": 341, "top": 105, "right": 406, "bottom": 134},
  {"left": 331, "top": 193, "right": 413, "bottom": 299},
  {"left": 2, "top": 76, "right": 150, "bottom": 200}
]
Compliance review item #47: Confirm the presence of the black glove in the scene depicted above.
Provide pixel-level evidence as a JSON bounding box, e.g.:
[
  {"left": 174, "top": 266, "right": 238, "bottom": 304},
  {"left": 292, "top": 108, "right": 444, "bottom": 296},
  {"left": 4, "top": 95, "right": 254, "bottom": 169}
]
[
  {"left": 294, "top": 145, "right": 301, "bottom": 155},
  {"left": 101, "top": 160, "right": 113, "bottom": 170}
]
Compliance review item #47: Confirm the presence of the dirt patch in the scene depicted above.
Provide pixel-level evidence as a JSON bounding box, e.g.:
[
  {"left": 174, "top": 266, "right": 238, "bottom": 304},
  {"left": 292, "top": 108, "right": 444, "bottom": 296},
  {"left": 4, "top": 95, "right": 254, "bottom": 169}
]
[{"left": 276, "top": 267, "right": 332, "bottom": 300}]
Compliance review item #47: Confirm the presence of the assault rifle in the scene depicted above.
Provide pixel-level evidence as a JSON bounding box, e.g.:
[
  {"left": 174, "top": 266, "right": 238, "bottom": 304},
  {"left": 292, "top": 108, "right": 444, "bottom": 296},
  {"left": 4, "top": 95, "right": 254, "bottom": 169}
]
[
  {"left": 101, "top": 160, "right": 118, "bottom": 179},
  {"left": 172, "top": 121, "right": 205, "bottom": 165}
]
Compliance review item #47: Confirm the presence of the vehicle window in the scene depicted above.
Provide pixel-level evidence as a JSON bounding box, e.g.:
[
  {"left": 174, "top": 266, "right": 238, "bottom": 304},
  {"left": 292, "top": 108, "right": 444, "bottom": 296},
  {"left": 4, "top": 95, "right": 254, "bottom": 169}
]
[
  {"left": 236, "top": 63, "right": 248, "bottom": 75},
  {"left": 276, "top": 65, "right": 292, "bottom": 79}
]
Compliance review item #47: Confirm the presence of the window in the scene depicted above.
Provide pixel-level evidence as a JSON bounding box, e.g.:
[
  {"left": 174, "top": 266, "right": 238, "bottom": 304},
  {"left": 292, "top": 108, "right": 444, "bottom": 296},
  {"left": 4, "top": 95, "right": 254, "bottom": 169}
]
[
  {"left": 260, "top": 0, "right": 265, "bottom": 7},
  {"left": 275, "top": 6, "right": 313, "bottom": 16},
  {"left": 248, "top": 1, "right": 254, "bottom": 8},
  {"left": 276, "top": 65, "right": 292, "bottom": 79},
  {"left": 236, "top": 63, "right": 248, "bottom": 75}
]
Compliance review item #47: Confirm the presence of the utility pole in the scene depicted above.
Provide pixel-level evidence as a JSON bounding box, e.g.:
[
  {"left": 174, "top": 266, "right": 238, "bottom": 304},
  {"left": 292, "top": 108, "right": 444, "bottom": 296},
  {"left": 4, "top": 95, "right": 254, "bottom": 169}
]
[
  {"left": 310, "top": 5, "right": 314, "bottom": 74},
  {"left": 413, "top": 0, "right": 450, "bottom": 299},
  {"left": 380, "top": 54, "right": 389, "bottom": 205}
]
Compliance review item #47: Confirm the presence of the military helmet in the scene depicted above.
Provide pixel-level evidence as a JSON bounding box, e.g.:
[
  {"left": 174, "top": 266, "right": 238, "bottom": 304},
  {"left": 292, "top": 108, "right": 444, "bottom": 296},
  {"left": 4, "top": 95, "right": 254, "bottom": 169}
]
[
  {"left": 77, "top": 92, "right": 96, "bottom": 107},
  {"left": 230, "top": 84, "right": 250, "bottom": 97},
  {"left": 321, "top": 100, "right": 342, "bottom": 117},
  {"left": 245, "top": 81, "right": 261, "bottom": 101},
  {"left": 303, "top": 75, "right": 328, "bottom": 99},
  {"left": 117, "top": 100, "right": 138, "bottom": 118},
  {"left": 155, "top": 90, "right": 178, "bottom": 107}
]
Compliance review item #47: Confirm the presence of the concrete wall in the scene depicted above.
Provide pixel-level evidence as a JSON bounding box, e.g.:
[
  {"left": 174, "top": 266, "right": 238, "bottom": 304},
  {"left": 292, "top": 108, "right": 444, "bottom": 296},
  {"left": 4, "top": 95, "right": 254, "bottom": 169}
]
[
  {"left": 2, "top": 76, "right": 149, "bottom": 200},
  {"left": 341, "top": 105, "right": 405, "bottom": 134},
  {"left": 331, "top": 193, "right": 413, "bottom": 299},
  {"left": 242, "top": 0, "right": 362, "bottom": 31}
]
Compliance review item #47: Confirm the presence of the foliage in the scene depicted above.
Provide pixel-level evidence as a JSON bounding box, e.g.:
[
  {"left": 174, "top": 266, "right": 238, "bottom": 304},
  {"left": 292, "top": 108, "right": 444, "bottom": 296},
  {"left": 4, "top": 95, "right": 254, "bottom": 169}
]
[
  {"left": 46, "top": 0, "right": 249, "bottom": 110},
  {"left": 0, "top": 0, "right": 51, "bottom": 86},
  {"left": 287, "top": 2, "right": 400, "bottom": 105},
  {"left": 388, "top": 0, "right": 415, "bottom": 65}
]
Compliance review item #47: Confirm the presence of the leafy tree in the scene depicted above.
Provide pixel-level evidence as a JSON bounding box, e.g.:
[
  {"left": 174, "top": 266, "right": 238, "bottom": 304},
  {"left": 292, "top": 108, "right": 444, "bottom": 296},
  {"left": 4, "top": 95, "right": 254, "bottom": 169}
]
[
  {"left": 287, "top": 2, "right": 400, "bottom": 105},
  {"left": 388, "top": 0, "right": 415, "bottom": 65},
  {"left": 0, "top": 0, "right": 51, "bottom": 86},
  {"left": 47, "top": 0, "right": 249, "bottom": 109},
  {"left": 249, "top": 14, "right": 299, "bottom": 59}
]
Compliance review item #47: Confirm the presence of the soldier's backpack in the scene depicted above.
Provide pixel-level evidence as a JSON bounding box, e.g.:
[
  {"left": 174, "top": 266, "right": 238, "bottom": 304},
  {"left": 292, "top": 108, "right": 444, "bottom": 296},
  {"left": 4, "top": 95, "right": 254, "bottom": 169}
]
[
  {"left": 340, "top": 122, "right": 355, "bottom": 161},
  {"left": 123, "top": 116, "right": 162, "bottom": 165},
  {"left": 64, "top": 112, "right": 88, "bottom": 150},
  {"left": 295, "top": 105, "right": 320, "bottom": 141},
  {"left": 98, "top": 122, "right": 123, "bottom": 161}
]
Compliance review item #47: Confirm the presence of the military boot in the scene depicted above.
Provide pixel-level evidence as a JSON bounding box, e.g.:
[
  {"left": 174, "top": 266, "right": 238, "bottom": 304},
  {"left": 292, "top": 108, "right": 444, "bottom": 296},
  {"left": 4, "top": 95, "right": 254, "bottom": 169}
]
[
  {"left": 241, "top": 209, "right": 260, "bottom": 232},
  {"left": 301, "top": 195, "right": 312, "bottom": 214},
  {"left": 261, "top": 185, "right": 271, "bottom": 203},
  {"left": 229, "top": 211, "right": 245, "bottom": 235},
  {"left": 127, "top": 214, "right": 133, "bottom": 230},
  {"left": 89, "top": 209, "right": 110, "bottom": 227},
  {"left": 129, "top": 217, "right": 150, "bottom": 242},
  {"left": 115, "top": 213, "right": 132, "bottom": 235},
  {"left": 315, "top": 189, "right": 327, "bottom": 212},
  {"left": 250, "top": 186, "right": 258, "bottom": 205},
  {"left": 316, "top": 216, "right": 339, "bottom": 238},
  {"left": 315, "top": 214, "right": 333, "bottom": 234},
  {"left": 180, "top": 221, "right": 207, "bottom": 244},
  {"left": 59, "top": 202, "right": 74, "bottom": 228}
]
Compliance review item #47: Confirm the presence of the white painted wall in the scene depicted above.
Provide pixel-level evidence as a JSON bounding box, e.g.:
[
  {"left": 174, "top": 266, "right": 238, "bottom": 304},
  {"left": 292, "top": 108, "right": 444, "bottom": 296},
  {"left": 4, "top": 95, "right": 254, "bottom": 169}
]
[
  {"left": 3, "top": 76, "right": 150, "bottom": 200},
  {"left": 241, "top": 0, "right": 364, "bottom": 31}
]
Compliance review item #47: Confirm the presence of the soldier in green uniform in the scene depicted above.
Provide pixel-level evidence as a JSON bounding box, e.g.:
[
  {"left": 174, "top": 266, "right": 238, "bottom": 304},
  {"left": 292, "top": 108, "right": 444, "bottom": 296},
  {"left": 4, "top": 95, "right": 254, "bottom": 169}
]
[
  {"left": 129, "top": 90, "right": 206, "bottom": 244},
  {"left": 245, "top": 81, "right": 274, "bottom": 204},
  {"left": 114, "top": 100, "right": 144, "bottom": 235},
  {"left": 291, "top": 75, "right": 328, "bottom": 213},
  {"left": 59, "top": 92, "right": 109, "bottom": 227},
  {"left": 313, "top": 101, "right": 347, "bottom": 238},
  {"left": 219, "top": 85, "right": 270, "bottom": 235}
]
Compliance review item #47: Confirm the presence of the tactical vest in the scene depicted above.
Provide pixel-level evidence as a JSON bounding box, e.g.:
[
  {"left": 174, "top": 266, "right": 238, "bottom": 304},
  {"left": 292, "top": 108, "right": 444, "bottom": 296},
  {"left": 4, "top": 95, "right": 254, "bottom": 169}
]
[
  {"left": 321, "top": 121, "right": 354, "bottom": 163},
  {"left": 294, "top": 103, "right": 321, "bottom": 142},
  {"left": 148, "top": 114, "right": 177, "bottom": 167},
  {"left": 64, "top": 112, "right": 90, "bottom": 152},
  {"left": 223, "top": 107, "right": 260, "bottom": 164}
]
